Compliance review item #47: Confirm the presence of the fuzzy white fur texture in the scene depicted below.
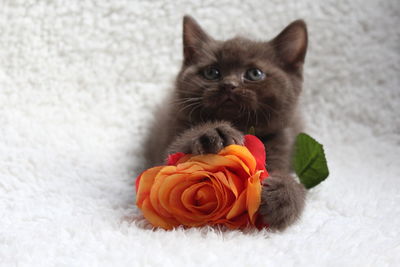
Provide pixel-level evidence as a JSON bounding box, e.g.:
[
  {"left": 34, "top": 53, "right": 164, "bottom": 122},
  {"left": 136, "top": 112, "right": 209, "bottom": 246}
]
[{"left": 1, "top": 0, "right": 399, "bottom": 266}]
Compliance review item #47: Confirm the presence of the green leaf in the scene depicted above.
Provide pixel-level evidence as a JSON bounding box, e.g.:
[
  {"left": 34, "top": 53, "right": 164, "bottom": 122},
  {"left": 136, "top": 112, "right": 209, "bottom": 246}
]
[{"left": 293, "top": 133, "right": 329, "bottom": 189}]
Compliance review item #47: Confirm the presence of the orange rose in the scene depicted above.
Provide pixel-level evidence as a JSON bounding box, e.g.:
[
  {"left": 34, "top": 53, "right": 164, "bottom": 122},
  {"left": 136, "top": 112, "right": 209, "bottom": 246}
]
[{"left": 135, "top": 135, "right": 268, "bottom": 230}]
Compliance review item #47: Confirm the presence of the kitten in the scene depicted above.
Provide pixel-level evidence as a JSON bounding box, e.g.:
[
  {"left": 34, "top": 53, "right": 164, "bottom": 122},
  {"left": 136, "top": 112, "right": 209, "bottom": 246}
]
[{"left": 143, "top": 16, "right": 307, "bottom": 231}]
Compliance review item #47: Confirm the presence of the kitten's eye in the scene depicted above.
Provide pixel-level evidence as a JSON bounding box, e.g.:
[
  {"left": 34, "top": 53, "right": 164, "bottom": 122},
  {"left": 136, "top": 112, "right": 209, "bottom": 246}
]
[
  {"left": 245, "top": 68, "right": 265, "bottom": 81},
  {"left": 202, "top": 67, "right": 221, "bottom": 80}
]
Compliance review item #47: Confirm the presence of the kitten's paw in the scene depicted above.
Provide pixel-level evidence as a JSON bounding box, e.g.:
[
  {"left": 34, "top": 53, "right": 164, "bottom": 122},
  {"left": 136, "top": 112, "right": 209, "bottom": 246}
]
[
  {"left": 259, "top": 174, "right": 306, "bottom": 231},
  {"left": 190, "top": 123, "right": 243, "bottom": 154},
  {"left": 168, "top": 121, "right": 244, "bottom": 156}
]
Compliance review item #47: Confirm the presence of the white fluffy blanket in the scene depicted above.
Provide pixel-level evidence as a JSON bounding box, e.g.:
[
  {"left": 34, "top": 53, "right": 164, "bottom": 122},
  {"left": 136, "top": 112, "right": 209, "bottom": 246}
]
[{"left": 1, "top": 0, "right": 399, "bottom": 266}]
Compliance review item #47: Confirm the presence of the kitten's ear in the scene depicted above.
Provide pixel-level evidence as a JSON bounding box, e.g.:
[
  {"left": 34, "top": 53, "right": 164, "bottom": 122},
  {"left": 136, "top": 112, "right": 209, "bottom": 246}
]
[
  {"left": 183, "top": 15, "right": 212, "bottom": 65},
  {"left": 271, "top": 20, "right": 308, "bottom": 69}
]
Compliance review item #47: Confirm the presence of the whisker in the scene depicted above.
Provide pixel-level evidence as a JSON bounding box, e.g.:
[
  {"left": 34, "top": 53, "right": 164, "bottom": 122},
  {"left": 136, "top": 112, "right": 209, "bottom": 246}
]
[
  {"left": 253, "top": 109, "right": 258, "bottom": 127},
  {"left": 187, "top": 103, "right": 203, "bottom": 123},
  {"left": 259, "top": 108, "right": 271, "bottom": 124},
  {"left": 259, "top": 102, "right": 279, "bottom": 114},
  {"left": 177, "top": 101, "right": 202, "bottom": 114},
  {"left": 246, "top": 108, "right": 251, "bottom": 129},
  {"left": 172, "top": 97, "right": 203, "bottom": 106}
]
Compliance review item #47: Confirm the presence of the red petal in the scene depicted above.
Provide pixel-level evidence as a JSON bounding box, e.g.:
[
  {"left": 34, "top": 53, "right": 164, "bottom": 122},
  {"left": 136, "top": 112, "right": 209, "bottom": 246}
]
[
  {"left": 166, "top": 152, "right": 186, "bottom": 165},
  {"left": 244, "top": 135, "right": 269, "bottom": 181}
]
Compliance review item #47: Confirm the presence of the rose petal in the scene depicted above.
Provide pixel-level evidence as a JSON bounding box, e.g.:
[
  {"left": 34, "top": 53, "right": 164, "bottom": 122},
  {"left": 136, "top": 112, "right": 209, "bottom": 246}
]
[
  {"left": 195, "top": 184, "right": 217, "bottom": 206},
  {"left": 214, "top": 213, "right": 249, "bottom": 229},
  {"left": 226, "top": 189, "right": 247, "bottom": 220},
  {"left": 166, "top": 152, "right": 186, "bottom": 165},
  {"left": 213, "top": 171, "right": 231, "bottom": 192},
  {"left": 141, "top": 198, "right": 178, "bottom": 230},
  {"left": 189, "top": 154, "right": 244, "bottom": 173},
  {"left": 176, "top": 162, "right": 207, "bottom": 173},
  {"left": 247, "top": 171, "right": 262, "bottom": 224},
  {"left": 224, "top": 168, "right": 245, "bottom": 198},
  {"left": 167, "top": 180, "right": 199, "bottom": 223},
  {"left": 219, "top": 145, "right": 257, "bottom": 174},
  {"left": 150, "top": 166, "right": 178, "bottom": 218},
  {"left": 223, "top": 155, "right": 250, "bottom": 175},
  {"left": 181, "top": 182, "right": 218, "bottom": 216},
  {"left": 158, "top": 173, "right": 194, "bottom": 215},
  {"left": 208, "top": 174, "right": 236, "bottom": 220},
  {"left": 244, "top": 135, "right": 269, "bottom": 181},
  {"left": 181, "top": 182, "right": 208, "bottom": 210},
  {"left": 136, "top": 166, "right": 164, "bottom": 206}
]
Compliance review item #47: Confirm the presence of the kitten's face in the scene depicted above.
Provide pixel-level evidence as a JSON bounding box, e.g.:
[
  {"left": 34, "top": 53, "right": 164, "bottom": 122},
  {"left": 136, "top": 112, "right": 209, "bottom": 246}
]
[{"left": 175, "top": 17, "right": 307, "bottom": 133}]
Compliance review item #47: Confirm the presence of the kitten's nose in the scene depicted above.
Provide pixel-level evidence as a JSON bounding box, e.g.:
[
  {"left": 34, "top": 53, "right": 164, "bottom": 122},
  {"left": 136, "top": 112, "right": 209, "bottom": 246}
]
[{"left": 221, "top": 80, "right": 238, "bottom": 91}]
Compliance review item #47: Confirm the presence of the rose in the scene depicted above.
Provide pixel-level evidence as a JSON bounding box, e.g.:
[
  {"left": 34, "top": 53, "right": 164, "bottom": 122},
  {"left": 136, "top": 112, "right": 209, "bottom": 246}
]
[{"left": 135, "top": 135, "right": 268, "bottom": 230}]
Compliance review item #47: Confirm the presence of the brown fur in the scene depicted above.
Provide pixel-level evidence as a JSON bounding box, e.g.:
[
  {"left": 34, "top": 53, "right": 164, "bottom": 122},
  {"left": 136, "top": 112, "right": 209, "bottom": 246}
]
[{"left": 142, "top": 16, "right": 308, "bottom": 231}]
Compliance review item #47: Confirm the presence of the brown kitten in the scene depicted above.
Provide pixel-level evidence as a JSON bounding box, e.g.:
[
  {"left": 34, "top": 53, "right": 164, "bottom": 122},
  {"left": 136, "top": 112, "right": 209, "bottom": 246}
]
[{"left": 142, "top": 16, "right": 307, "bottom": 231}]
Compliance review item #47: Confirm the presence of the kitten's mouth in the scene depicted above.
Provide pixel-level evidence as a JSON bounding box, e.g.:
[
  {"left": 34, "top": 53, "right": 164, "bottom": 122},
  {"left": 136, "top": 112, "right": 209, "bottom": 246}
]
[
  {"left": 216, "top": 95, "right": 240, "bottom": 114},
  {"left": 220, "top": 95, "right": 237, "bottom": 105}
]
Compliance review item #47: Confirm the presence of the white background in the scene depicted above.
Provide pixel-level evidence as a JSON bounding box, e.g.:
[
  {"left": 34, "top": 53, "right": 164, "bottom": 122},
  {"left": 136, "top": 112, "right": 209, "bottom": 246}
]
[{"left": 1, "top": 0, "right": 399, "bottom": 266}]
